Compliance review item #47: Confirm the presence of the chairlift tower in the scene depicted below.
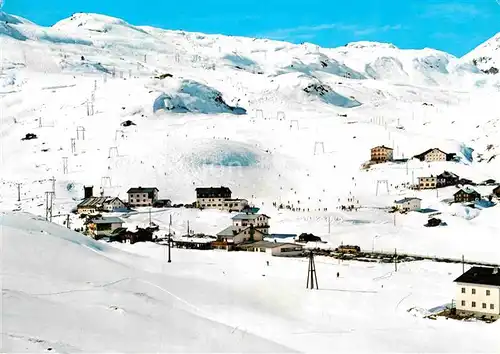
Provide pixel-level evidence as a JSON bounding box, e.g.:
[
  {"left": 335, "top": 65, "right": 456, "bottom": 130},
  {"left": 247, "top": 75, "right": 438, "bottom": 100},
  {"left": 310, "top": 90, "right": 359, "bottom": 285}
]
[
  {"left": 108, "top": 147, "right": 119, "bottom": 158},
  {"left": 290, "top": 119, "right": 299, "bottom": 130},
  {"left": 62, "top": 157, "right": 69, "bottom": 174},
  {"left": 376, "top": 179, "right": 389, "bottom": 196},
  {"left": 255, "top": 109, "right": 264, "bottom": 120},
  {"left": 70, "top": 138, "right": 76, "bottom": 154},
  {"left": 76, "top": 126, "right": 86, "bottom": 140},
  {"left": 101, "top": 176, "right": 112, "bottom": 188},
  {"left": 276, "top": 111, "right": 286, "bottom": 121},
  {"left": 314, "top": 141, "right": 325, "bottom": 155}
]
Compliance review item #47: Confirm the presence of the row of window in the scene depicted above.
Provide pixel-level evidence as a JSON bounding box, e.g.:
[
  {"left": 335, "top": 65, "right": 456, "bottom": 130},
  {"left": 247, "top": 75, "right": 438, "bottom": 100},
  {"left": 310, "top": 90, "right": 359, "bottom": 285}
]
[
  {"left": 461, "top": 287, "right": 491, "bottom": 296},
  {"left": 131, "top": 194, "right": 148, "bottom": 198},
  {"left": 131, "top": 199, "right": 148, "bottom": 203},
  {"left": 461, "top": 301, "right": 494, "bottom": 310}
]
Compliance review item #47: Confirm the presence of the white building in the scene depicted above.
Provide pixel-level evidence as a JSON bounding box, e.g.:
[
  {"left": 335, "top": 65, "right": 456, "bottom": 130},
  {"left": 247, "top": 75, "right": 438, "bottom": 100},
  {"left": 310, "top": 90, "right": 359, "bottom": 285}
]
[
  {"left": 216, "top": 225, "right": 265, "bottom": 245},
  {"left": 232, "top": 213, "right": 270, "bottom": 234},
  {"left": 454, "top": 266, "right": 500, "bottom": 319},
  {"left": 239, "top": 241, "right": 303, "bottom": 257},
  {"left": 414, "top": 148, "right": 448, "bottom": 162},
  {"left": 126, "top": 187, "right": 159, "bottom": 207},
  {"left": 394, "top": 197, "right": 422, "bottom": 212},
  {"left": 87, "top": 217, "right": 124, "bottom": 238},
  {"left": 102, "top": 197, "right": 126, "bottom": 212}
]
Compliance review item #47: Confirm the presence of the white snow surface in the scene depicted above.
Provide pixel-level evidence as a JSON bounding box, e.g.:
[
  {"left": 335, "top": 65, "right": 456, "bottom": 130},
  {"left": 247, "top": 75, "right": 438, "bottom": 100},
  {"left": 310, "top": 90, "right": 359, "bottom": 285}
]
[
  {"left": 2, "top": 212, "right": 500, "bottom": 353},
  {"left": 1, "top": 11, "right": 500, "bottom": 352}
]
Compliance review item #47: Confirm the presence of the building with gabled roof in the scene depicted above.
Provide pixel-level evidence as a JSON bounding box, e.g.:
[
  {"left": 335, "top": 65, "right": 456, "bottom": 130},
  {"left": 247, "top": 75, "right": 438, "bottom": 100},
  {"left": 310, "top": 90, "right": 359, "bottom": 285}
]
[
  {"left": 370, "top": 145, "right": 393, "bottom": 164},
  {"left": 394, "top": 197, "right": 422, "bottom": 212},
  {"left": 126, "top": 187, "right": 159, "bottom": 207},
  {"left": 414, "top": 148, "right": 456, "bottom": 162},
  {"left": 454, "top": 266, "right": 500, "bottom": 319},
  {"left": 195, "top": 187, "right": 248, "bottom": 212},
  {"left": 86, "top": 217, "right": 125, "bottom": 239},
  {"left": 454, "top": 187, "right": 481, "bottom": 203},
  {"left": 239, "top": 241, "right": 303, "bottom": 257}
]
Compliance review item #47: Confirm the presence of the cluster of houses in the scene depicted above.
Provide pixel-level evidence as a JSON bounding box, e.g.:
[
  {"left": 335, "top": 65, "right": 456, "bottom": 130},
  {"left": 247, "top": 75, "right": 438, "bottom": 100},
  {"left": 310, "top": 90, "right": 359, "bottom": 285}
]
[{"left": 370, "top": 146, "right": 457, "bottom": 164}]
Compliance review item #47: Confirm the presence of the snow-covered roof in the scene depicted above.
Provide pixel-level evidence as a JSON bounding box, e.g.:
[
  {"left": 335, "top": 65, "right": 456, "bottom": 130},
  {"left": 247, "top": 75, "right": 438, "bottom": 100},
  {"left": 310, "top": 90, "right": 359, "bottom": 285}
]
[
  {"left": 232, "top": 213, "right": 270, "bottom": 220},
  {"left": 92, "top": 217, "right": 124, "bottom": 224},
  {"left": 394, "top": 197, "right": 422, "bottom": 204}
]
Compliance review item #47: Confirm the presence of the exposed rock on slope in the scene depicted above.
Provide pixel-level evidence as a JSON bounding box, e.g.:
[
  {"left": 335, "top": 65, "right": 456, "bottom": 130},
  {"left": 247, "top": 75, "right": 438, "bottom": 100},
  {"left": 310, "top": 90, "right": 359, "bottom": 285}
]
[{"left": 153, "top": 80, "right": 247, "bottom": 114}]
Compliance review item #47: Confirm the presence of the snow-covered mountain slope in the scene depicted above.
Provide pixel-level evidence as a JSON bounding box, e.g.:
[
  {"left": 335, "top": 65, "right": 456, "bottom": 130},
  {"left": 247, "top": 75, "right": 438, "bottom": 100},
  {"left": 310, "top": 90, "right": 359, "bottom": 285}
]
[
  {"left": 1, "top": 11, "right": 500, "bottom": 261},
  {"left": 462, "top": 33, "right": 500, "bottom": 74},
  {"left": 2, "top": 212, "right": 500, "bottom": 352}
]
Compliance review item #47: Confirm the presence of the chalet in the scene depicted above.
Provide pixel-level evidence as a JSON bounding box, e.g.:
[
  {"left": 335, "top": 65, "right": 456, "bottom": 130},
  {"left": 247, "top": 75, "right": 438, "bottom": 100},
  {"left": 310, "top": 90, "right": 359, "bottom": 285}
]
[
  {"left": 231, "top": 213, "right": 270, "bottom": 234},
  {"left": 102, "top": 197, "right": 126, "bottom": 212},
  {"left": 216, "top": 225, "right": 265, "bottom": 246},
  {"left": 126, "top": 187, "right": 159, "bottom": 207},
  {"left": 222, "top": 198, "right": 249, "bottom": 212},
  {"left": 77, "top": 197, "right": 109, "bottom": 214},
  {"left": 86, "top": 217, "right": 124, "bottom": 239},
  {"left": 239, "top": 241, "right": 303, "bottom": 257},
  {"left": 493, "top": 186, "right": 500, "bottom": 198},
  {"left": 454, "top": 187, "right": 481, "bottom": 203},
  {"left": 195, "top": 187, "right": 248, "bottom": 212},
  {"left": 370, "top": 145, "right": 393, "bottom": 163},
  {"left": 414, "top": 148, "right": 456, "bottom": 162},
  {"left": 454, "top": 266, "right": 500, "bottom": 319},
  {"left": 418, "top": 176, "right": 437, "bottom": 189},
  {"left": 437, "top": 171, "right": 459, "bottom": 187},
  {"left": 394, "top": 197, "right": 421, "bottom": 212}
]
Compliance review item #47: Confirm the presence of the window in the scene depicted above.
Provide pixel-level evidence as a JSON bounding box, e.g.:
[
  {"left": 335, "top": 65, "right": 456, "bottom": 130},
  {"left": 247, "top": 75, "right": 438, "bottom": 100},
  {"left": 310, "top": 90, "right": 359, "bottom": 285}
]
[
  {"left": 461, "top": 300, "right": 466, "bottom": 306},
  {"left": 472, "top": 302, "right": 476, "bottom": 308},
  {"left": 486, "top": 290, "right": 490, "bottom": 296},
  {"left": 461, "top": 287, "right": 465, "bottom": 293},
  {"left": 472, "top": 288, "right": 476, "bottom": 295},
  {"left": 490, "top": 304, "right": 494, "bottom": 310},
  {"left": 482, "top": 303, "right": 487, "bottom": 309}
]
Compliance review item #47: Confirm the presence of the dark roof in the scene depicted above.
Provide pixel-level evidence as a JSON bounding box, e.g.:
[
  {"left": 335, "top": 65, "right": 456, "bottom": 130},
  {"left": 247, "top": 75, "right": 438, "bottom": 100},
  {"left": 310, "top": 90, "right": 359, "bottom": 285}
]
[
  {"left": 454, "top": 187, "right": 480, "bottom": 196},
  {"left": 394, "top": 197, "right": 421, "bottom": 203},
  {"left": 232, "top": 213, "right": 270, "bottom": 220},
  {"left": 127, "top": 187, "right": 159, "bottom": 193},
  {"left": 92, "top": 217, "right": 124, "bottom": 224},
  {"left": 414, "top": 148, "right": 449, "bottom": 158},
  {"left": 454, "top": 266, "right": 500, "bottom": 286},
  {"left": 196, "top": 187, "right": 232, "bottom": 195},
  {"left": 438, "top": 171, "right": 459, "bottom": 179},
  {"left": 371, "top": 145, "right": 393, "bottom": 151},
  {"left": 77, "top": 197, "right": 110, "bottom": 208}
]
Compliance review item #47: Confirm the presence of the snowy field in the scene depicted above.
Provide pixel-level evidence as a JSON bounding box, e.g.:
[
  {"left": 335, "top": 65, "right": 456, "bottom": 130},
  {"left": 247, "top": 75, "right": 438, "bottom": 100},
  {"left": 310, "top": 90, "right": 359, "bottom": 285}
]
[
  {"left": 1, "top": 11, "right": 500, "bottom": 352},
  {"left": 2, "top": 212, "right": 500, "bottom": 353}
]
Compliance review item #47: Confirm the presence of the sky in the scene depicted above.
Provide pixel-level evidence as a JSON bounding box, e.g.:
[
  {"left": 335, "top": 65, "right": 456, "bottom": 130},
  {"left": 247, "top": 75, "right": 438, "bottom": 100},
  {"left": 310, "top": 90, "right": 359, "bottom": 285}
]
[{"left": 3, "top": 0, "right": 500, "bottom": 56}]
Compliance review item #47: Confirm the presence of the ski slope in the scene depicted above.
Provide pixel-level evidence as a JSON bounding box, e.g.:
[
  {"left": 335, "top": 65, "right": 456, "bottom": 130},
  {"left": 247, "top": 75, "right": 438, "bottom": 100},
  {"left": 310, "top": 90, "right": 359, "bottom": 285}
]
[
  {"left": 2, "top": 212, "right": 500, "bottom": 353},
  {"left": 2, "top": 11, "right": 500, "bottom": 353},
  {"left": 2, "top": 11, "right": 500, "bottom": 261}
]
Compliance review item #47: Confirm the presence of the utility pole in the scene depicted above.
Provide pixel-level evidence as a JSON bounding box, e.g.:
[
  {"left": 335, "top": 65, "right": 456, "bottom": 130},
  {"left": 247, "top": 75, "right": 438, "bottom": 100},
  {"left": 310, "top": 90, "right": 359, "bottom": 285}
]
[
  {"left": 149, "top": 208, "right": 152, "bottom": 226},
  {"left": 66, "top": 214, "right": 71, "bottom": 229},
  {"left": 71, "top": 138, "right": 76, "bottom": 154},
  {"left": 187, "top": 220, "right": 190, "bottom": 235},
  {"left": 394, "top": 248, "right": 398, "bottom": 272},
  {"left": 45, "top": 191, "right": 54, "bottom": 222},
  {"left": 62, "top": 157, "right": 69, "bottom": 174},
  {"left": 168, "top": 233, "right": 172, "bottom": 263},
  {"left": 306, "top": 251, "right": 318, "bottom": 289},
  {"left": 168, "top": 214, "right": 172, "bottom": 236},
  {"left": 16, "top": 183, "right": 21, "bottom": 202},
  {"left": 49, "top": 176, "right": 56, "bottom": 197},
  {"left": 462, "top": 254, "right": 465, "bottom": 274},
  {"left": 393, "top": 213, "right": 396, "bottom": 227}
]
